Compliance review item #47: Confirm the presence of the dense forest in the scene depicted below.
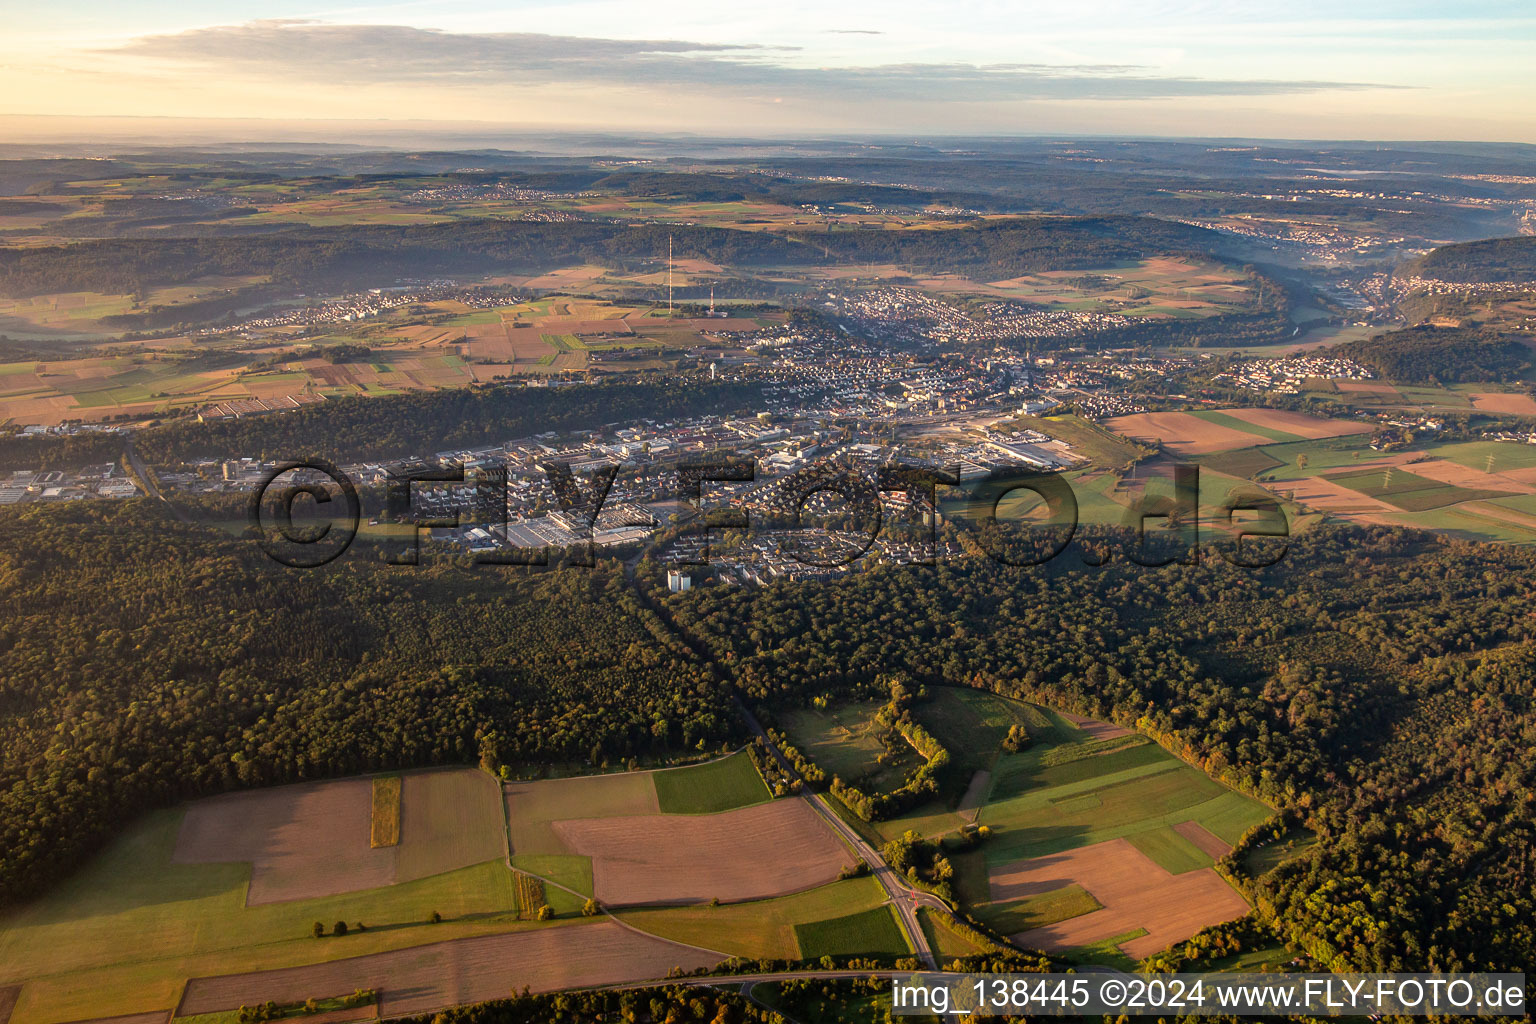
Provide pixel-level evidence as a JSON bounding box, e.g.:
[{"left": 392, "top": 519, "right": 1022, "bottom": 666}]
[
  {"left": 654, "top": 528, "right": 1536, "bottom": 974},
  {"left": 0, "top": 377, "right": 770, "bottom": 470},
  {"left": 1330, "top": 325, "right": 1532, "bottom": 384},
  {"left": 1405, "top": 235, "right": 1536, "bottom": 283},
  {"left": 1, "top": 500, "right": 1534, "bottom": 975},
  {"left": 0, "top": 501, "right": 728, "bottom": 906}
]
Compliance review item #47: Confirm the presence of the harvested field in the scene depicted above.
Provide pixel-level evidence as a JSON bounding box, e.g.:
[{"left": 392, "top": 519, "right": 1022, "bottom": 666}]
[
  {"left": 1336, "top": 380, "right": 1402, "bottom": 396},
  {"left": 55, "top": 1015, "right": 167, "bottom": 1024},
  {"left": 175, "top": 921, "right": 721, "bottom": 1018},
  {"left": 1277, "top": 475, "right": 1398, "bottom": 518},
  {"left": 503, "top": 771, "right": 658, "bottom": 857},
  {"left": 1173, "top": 820, "right": 1232, "bottom": 860},
  {"left": 1326, "top": 467, "right": 1513, "bottom": 512},
  {"left": 396, "top": 769, "right": 506, "bottom": 883},
  {"left": 0, "top": 987, "right": 16, "bottom": 1024},
  {"left": 172, "top": 770, "right": 507, "bottom": 905},
  {"left": 174, "top": 779, "right": 394, "bottom": 905},
  {"left": 1102, "top": 412, "right": 1268, "bottom": 456},
  {"left": 1214, "top": 407, "right": 1371, "bottom": 440},
  {"left": 370, "top": 777, "right": 400, "bottom": 849},
  {"left": 553, "top": 798, "right": 852, "bottom": 906},
  {"left": 1402, "top": 457, "right": 1534, "bottom": 493},
  {"left": 992, "top": 838, "right": 1249, "bottom": 961},
  {"left": 1057, "top": 711, "right": 1131, "bottom": 741},
  {"left": 1470, "top": 392, "right": 1536, "bottom": 416}
]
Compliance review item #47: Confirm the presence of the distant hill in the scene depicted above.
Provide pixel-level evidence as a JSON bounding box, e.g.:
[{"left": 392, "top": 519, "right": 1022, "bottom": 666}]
[
  {"left": 0, "top": 215, "right": 1233, "bottom": 298},
  {"left": 1403, "top": 236, "right": 1536, "bottom": 284},
  {"left": 1330, "top": 325, "right": 1532, "bottom": 385}
]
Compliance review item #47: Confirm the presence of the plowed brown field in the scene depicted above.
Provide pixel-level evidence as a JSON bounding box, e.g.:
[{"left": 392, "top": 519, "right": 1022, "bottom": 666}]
[
  {"left": 1172, "top": 820, "right": 1232, "bottom": 860},
  {"left": 176, "top": 922, "right": 720, "bottom": 1018},
  {"left": 553, "top": 799, "right": 851, "bottom": 906},
  {"left": 991, "top": 837, "right": 1249, "bottom": 961},
  {"left": 1470, "top": 393, "right": 1536, "bottom": 416},
  {"left": 1216, "top": 407, "right": 1371, "bottom": 439},
  {"left": 1102, "top": 412, "right": 1267, "bottom": 455},
  {"left": 174, "top": 779, "right": 392, "bottom": 905}
]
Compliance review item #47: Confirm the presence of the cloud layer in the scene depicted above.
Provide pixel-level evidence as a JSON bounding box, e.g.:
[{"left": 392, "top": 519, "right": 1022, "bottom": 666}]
[{"left": 109, "top": 20, "right": 1397, "bottom": 102}]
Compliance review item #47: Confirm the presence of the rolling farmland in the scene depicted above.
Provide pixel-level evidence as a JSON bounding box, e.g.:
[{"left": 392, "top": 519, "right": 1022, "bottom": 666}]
[
  {"left": 787, "top": 688, "right": 1275, "bottom": 968},
  {"left": 0, "top": 753, "right": 893, "bottom": 1023}
]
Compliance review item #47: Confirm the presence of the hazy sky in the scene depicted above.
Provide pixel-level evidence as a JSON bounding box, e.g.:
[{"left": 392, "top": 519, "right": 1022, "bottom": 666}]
[{"left": 3, "top": 1, "right": 1534, "bottom": 141}]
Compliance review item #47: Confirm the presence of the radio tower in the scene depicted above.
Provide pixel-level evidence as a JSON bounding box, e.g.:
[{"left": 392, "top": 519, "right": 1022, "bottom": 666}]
[
  {"left": 709, "top": 281, "right": 715, "bottom": 316},
  {"left": 667, "top": 234, "right": 674, "bottom": 317}
]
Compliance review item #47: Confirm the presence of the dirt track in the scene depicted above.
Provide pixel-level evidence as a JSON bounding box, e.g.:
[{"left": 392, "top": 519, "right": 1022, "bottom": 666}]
[{"left": 553, "top": 799, "right": 852, "bottom": 906}]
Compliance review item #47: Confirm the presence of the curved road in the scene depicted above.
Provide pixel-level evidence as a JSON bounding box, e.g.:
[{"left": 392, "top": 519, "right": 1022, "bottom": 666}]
[
  {"left": 803, "top": 791, "right": 941, "bottom": 969},
  {"left": 625, "top": 567, "right": 945, "bottom": 969},
  {"left": 732, "top": 698, "right": 940, "bottom": 969}
]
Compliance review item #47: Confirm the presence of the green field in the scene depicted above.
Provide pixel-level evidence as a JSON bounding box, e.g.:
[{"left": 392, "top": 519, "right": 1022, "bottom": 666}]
[
  {"left": 917, "top": 907, "right": 992, "bottom": 960},
  {"left": 653, "top": 750, "right": 771, "bottom": 814},
  {"left": 1325, "top": 467, "right": 1513, "bottom": 511},
  {"left": 1427, "top": 439, "right": 1536, "bottom": 473},
  {"left": 1200, "top": 446, "right": 1285, "bottom": 479},
  {"left": 982, "top": 766, "right": 1266, "bottom": 864},
  {"left": 508, "top": 853, "right": 593, "bottom": 914},
  {"left": 0, "top": 804, "right": 534, "bottom": 1022},
  {"left": 1060, "top": 927, "right": 1150, "bottom": 972},
  {"left": 961, "top": 873, "right": 1104, "bottom": 936},
  {"left": 1246, "top": 829, "right": 1319, "bottom": 876},
  {"left": 909, "top": 687, "right": 1052, "bottom": 776},
  {"left": 794, "top": 905, "right": 909, "bottom": 959},
  {"left": 1249, "top": 437, "right": 1375, "bottom": 478},
  {"left": 1127, "top": 826, "right": 1216, "bottom": 874},
  {"left": 989, "top": 737, "right": 1168, "bottom": 802},
  {"left": 779, "top": 700, "right": 919, "bottom": 795}
]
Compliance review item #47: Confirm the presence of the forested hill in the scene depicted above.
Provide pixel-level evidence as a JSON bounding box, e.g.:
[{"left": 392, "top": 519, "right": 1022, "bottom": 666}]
[
  {"left": 1328, "top": 325, "right": 1533, "bottom": 384},
  {"left": 0, "top": 215, "right": 1231, "bottom": 297},
  {"left": 1403, "top": 235, "right": 1536, "bottom": 283},
  {"left": 0, "top": 377, "right": 770, "bottom": 470},
  {"left": 1, "top": 500, "right": 1533, "bottom": 975},
  {"left": 660, "top": 528, "right": 1536, "bottom": 974},
  {"left": 0, "top": 500, "right": 726, "bottom": 909}
]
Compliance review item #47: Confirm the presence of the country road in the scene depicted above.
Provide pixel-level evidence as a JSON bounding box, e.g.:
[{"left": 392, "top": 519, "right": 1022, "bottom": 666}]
[
  {"left": 624, "top": 560, "right": 943, "bottom": 969},
  {"left": 732, "top": 699, "right": 940, "bottom": 970},
  {"left": 804, "top": 791, "right": 943, "bottom": 969}
]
